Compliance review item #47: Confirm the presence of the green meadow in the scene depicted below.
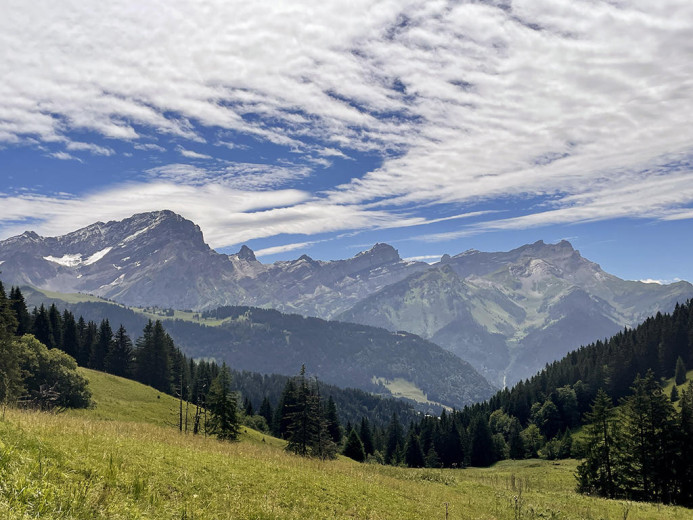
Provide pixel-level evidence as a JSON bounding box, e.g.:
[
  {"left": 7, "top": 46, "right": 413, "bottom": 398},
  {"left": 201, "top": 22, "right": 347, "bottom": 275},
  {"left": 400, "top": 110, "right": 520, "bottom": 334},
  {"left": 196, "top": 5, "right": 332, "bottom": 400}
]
[{"left": 1, "top": 369, "right": 691, "bottom": 519}]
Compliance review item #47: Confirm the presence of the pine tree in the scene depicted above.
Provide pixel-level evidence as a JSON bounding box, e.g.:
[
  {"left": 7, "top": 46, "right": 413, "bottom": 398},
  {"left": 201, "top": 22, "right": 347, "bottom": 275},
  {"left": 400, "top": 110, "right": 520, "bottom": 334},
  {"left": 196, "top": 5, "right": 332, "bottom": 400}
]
[
  {"left": 90, "top": 319, "right": 112, "bottom": 370},
  {"left": 618, "top": 371, "right": 678, "bottom": 503},
  {"left": 134, "top": 320, "right": 172, "bottom": 392},
  {"left": 259, "top": 396, "right": 273, "bottom": 427},
  {"left": 670, "top": 385, "right": 679, "bottom": 402},
  {"left": 343, "top": 428, "right": 366, "bottom": 462},
  {"left": 0, "top": 281, "right": 22, "bottom": 403},
  {"left": 404, "top": 429, "right": 425, "bottom": 468},
  {"left": 32, "top": 304, "right": 54, "bottom": 348},
  {"left": 469, "top": 415, "right": 495, "bottom": 467},
  {"left": 576, "top": 389, "right": 617, "bottom": 498},
  {"left": 206, "top": 364, "right": 240, "bottom": 441},
  {"left": 675, "top": 356, "right": 687, "bottom": 385},
  {"left": 385, "top": 413, "right": 404, "bottom": 465},
  {"left": 105, "top": 324, "right": 133, "bottom": 377},
  {"left": 508, "top": 417, "right": 525, "bottom": 460},
  {"left": 48, "top": 304, "right": 63, "bottom": 350},
  {"left": 8, "top": 287, "right": 31, "bottom": 336},
  {"left": 359, "top": 417, "right": 375, "bottom": 456},
  {"left": 324, "top": 396, "right": 342, "bottom": 444},
  {"left": 285, "top": 367, "right": 318, "bottom": 457},
  {"left": 678, "top": 381, "right": 693, "bottom": 506},
  {"left": 61, "top": 310, "right": 79, "bottom": 360}
]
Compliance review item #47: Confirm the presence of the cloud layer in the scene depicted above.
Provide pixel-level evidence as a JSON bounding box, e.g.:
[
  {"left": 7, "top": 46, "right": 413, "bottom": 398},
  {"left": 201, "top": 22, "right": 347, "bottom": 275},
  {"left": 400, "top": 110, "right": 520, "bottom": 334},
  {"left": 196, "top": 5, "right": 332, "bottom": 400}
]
[{"left": 1, "top": 0, "right": 692, "bottom": 249}]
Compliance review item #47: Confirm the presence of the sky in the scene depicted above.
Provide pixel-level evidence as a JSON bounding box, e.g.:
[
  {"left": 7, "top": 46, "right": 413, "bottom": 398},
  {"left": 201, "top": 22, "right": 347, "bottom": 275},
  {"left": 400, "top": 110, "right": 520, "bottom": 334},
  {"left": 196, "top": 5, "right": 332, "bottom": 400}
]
[{"left": 1, "top": 0, "right": 692, "bottom": 284}]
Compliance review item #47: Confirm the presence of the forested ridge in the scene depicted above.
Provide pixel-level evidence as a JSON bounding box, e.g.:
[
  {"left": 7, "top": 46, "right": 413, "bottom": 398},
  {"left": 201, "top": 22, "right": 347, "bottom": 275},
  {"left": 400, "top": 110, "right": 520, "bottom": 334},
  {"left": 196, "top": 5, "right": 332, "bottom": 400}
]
[
  {"left": 3, "top": 283, "right": 418, "bottom": 431},
  {"left": 378, "top": 299, "right": 693, "bottom": 507}
]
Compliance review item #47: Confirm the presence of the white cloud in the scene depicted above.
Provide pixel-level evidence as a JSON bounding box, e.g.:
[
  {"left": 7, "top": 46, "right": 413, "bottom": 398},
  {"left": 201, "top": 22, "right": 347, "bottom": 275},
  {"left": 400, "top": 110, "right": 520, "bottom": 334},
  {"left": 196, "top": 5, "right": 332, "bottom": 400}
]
[
  {"left": 49, "top": 151, "right": 81, "bottom": 161},
  {"left": 255, "top": 240, "right": 324, "bottom": 257},
  {"left": 404, "top": 254, "right": 441, "bottom": 263},
  {"left": 1, "top": 0, "right": 692, "bottom": 242},
  {"left": 176, "top": 146, "right": 213, "bottom": 160}
]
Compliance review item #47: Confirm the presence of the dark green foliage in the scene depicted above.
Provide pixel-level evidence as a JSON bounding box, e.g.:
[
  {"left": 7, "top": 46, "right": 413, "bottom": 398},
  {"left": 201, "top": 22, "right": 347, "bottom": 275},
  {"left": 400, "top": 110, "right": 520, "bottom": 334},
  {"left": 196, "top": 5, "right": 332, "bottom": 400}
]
[
  {"left": 9, "top": 286, "right": 31, "bottom": 336},
  {"left": 469, "top": 415, "right": 495, "bottom": 467},
  {"left": 0, "top": 281, "right": 21, "bottom": 403},
  {"left": 576, "top": 389, "right": 617, "bottom": 497},
  {"left": 507, "top": 417, "right": 525, "bottom": 460},
  {"left": 670, "top": 385, "right": 679, "bottom": 402},
  {"left": 206, "top": 364, "right": 240, "bottom": 441},
  {"left": 258, "top": 396, "right": 273, "bottom": 427},
  {"left": 343, "top": 428, "right": 366, "bottom": 462},
  {"left": 385, "top": 413, "right": 404, "bottom": 465},
  {"left": 359, "top": 417, "right": 375, "bottom": 456},
  {"left": 134, "top": 320, "right": 172, "bottom": 393},
  {"left": 61, "top": 310, "right": 79, "bottom": 360},
  {"left": 282, "top": 367, "right": 337, "bottom": 459},
  {"left": 325, "top": 396, "right": 342, "bottom": 444},
  {"left": 15, "top": 334, "right": 92, "bottom": 409},
  {"left": 32, "top": 304, "right": 54, "bottom": 349},
  {"left": 675, "top": 356, "right": 687, "bottom": 385},
  {"left": 105, "top": 324, "right": 133, "bottom": 377},
  {"left": 404, "top": 429, "right": 425, "bottom": 468},
  {"left": 90, "top": 319, "right": 112, "bottom": 371}
]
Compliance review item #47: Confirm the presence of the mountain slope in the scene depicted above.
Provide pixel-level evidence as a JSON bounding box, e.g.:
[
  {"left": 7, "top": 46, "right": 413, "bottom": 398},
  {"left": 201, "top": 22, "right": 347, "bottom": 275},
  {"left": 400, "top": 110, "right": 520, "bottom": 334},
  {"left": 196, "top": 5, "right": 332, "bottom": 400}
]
[
  {"left": 22, "top": 287, "right": 495, "bottom": 410},
  {"left": 339, "top": 241, "right": 693, "bottom": 385},
  {"left": 0, "top": 211, "right": 426, "bottom": 316}
]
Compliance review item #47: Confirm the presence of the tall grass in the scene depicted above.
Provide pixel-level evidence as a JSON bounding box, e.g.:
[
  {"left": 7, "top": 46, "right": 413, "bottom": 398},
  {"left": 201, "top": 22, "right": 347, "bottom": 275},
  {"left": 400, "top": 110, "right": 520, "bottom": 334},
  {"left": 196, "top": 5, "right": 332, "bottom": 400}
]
[{"left": 1, "top": 370, "right": 691, "bottom": 519}]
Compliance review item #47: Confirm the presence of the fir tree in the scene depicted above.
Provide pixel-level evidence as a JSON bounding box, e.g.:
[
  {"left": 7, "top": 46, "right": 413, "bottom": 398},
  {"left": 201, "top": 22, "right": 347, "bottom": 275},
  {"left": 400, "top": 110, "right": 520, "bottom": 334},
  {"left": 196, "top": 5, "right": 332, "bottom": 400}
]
[
  {"left": 90, "top": 319, "right": 112, "bottom": 371},
  {"left": 404, "top": 429, "right": 425, "bottom": 468},
  {"left": 61, "top": 310, "right": 79, "bottom": 360},
  {"left": 324, "top": 396, "right": 342, "bottom": 444},
  {"left": 385, "top": 413, "right": 404, "bottom": 465},
  {"left": 342, "top": 428, "right": 366, "bottom": 462},
  {"left": 670, "top": 385, "right": 679, "bottom": 402},
  {"left": 259, "top": 396, "right": 273, "bottom": 427},
  {"left": 576, "top": 389, "right": 617, "bottom": 498},
  {"left": 105, "top": 324, "right": 133, "bottom": 377},
  {"left": 206, "top": 364, "right": 240, "bottom": 441},
  {"left": 359, "top": 417, "right": 375, "bottom": 456},
  {"left": 675, "top": 356, "right": 687, "bottom": 385},
  {"left": 8, "top": 287, "right": 31, "bottom": 336},
  {"left": 469, "top": 415, "right": 495, "bottom": 467}
]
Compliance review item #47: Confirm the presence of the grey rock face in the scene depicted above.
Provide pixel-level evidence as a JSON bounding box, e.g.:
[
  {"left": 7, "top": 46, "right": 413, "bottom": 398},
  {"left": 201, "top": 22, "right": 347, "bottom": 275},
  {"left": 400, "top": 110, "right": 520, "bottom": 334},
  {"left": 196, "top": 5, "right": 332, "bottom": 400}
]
[
  {"left": 0, "top": 211, "right": 426, "bottom": 316},
  {"left": 339, "top": 240, "right": 693, "bottom": 386}
]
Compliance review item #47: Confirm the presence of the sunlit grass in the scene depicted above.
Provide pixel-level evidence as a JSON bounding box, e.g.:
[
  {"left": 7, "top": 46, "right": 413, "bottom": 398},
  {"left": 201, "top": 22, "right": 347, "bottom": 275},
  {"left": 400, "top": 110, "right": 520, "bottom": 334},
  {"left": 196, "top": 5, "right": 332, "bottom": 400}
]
[{"left": 1, "top": 370, "right": 692, "bottom": 519}]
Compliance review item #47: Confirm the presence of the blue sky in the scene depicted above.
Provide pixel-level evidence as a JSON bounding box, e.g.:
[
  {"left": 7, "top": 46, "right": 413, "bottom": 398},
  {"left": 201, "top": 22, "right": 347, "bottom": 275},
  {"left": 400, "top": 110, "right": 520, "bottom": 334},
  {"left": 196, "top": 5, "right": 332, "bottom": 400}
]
[{"left": 1, "top": 0, "right": 693, "bottom": 283}]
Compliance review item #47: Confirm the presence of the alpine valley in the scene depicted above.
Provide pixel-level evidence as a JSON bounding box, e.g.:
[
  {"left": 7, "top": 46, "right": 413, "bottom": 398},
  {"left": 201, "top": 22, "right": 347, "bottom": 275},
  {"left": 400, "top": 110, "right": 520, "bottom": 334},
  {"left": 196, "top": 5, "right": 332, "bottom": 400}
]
[{"left": 1, "top": 210, "right": 692, "bottom": 391}]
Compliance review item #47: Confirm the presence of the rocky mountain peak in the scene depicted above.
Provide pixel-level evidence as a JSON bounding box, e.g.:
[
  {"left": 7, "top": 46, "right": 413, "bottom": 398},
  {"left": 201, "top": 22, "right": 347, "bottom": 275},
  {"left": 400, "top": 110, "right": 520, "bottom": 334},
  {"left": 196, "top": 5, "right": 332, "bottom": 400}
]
[
  {"left": 236, "top": 245, "right": 257, "bottom": 262},
  {"left": 355, "top": 243, "right": 400, "bottom": 264}
]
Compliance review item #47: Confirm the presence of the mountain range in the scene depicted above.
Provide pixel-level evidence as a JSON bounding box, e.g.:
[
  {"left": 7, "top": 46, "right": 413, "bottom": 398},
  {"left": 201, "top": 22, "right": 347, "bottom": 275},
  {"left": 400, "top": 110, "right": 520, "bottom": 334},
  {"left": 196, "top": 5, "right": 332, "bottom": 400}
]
[{"left": 2, "top": 209, "right": 692, "bottom": 387}]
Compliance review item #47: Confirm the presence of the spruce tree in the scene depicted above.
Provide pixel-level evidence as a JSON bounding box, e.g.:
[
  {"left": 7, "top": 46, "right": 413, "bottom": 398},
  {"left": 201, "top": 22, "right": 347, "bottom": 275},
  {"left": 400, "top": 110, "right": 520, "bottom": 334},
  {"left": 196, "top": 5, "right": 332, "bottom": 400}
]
[
  {"left": 259, "top": 396, "right": 273, "bottom": 427},
  {"left": 404, "top": 429, "right": 425, "bottom": 468},
  {"left": 576, "top": 389, "right": 617, "bottom": 498},
  {"left": 32, "top": 304, "right": 54, "bottom": 349},
  {"left": 48, "top": 304, "right": 63, "bottom": 350},
  {"left": 0, "top": 281, "right": 22, "bottom": 403},
  {"left": 206, "top": 364, "right": 240, "bottom": 441},
  {"left": 469, "top": 415, "right": 495, "bottom": 467},
  {"left": 324, "top": 396, "right": 342, "bottom": 444},
  {"left": 61, "top": 310, "right": 79, "bottom": 360},
  {"left": 675, "top": 356, "right": 687, "bottom": 385},
  {"left": 90, "top": 319, "right": 112, "bottom": 370},
  {"left": 105, "top": 324, "right": 133, "bottom": 377},
  {"left": 9, "top": 287, "right": 31, "bottom": 336},
  {"left": 385, "top": 413, "right": 404, "bottom": 465},
  {"left": 359, "top": 417, "right": 375, "bottom": 456},
  {"left": 343, "top": 428, "right": 366, "bottom": 462}
]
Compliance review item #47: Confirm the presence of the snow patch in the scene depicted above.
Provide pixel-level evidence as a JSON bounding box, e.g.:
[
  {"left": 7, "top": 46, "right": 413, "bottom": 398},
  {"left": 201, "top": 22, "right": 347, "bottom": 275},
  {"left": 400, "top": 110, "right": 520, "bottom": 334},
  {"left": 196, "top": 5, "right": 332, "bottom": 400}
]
[
  {"left": 83, "top": 247, "right": 112, "bottom": 265},
  {"left": 43, "top": 253, "right": 83, "bottom": 267},
  {"left": 120, "top": 226, "right": 150, "bottom": 244}
]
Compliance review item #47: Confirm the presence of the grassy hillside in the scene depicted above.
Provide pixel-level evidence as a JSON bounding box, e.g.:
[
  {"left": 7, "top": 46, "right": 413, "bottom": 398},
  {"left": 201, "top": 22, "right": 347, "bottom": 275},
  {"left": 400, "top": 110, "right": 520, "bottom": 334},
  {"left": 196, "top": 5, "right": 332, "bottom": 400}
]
[{"left": 1, "top": 371, "right": 691, "bottom": 519}]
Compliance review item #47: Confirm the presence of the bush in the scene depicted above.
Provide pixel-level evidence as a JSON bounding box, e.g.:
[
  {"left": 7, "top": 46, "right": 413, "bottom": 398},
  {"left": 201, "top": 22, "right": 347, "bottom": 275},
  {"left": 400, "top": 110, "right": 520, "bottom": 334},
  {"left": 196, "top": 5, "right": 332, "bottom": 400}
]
[{"left": 16, "top": 334, "right": 92, "bottom": 409}]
